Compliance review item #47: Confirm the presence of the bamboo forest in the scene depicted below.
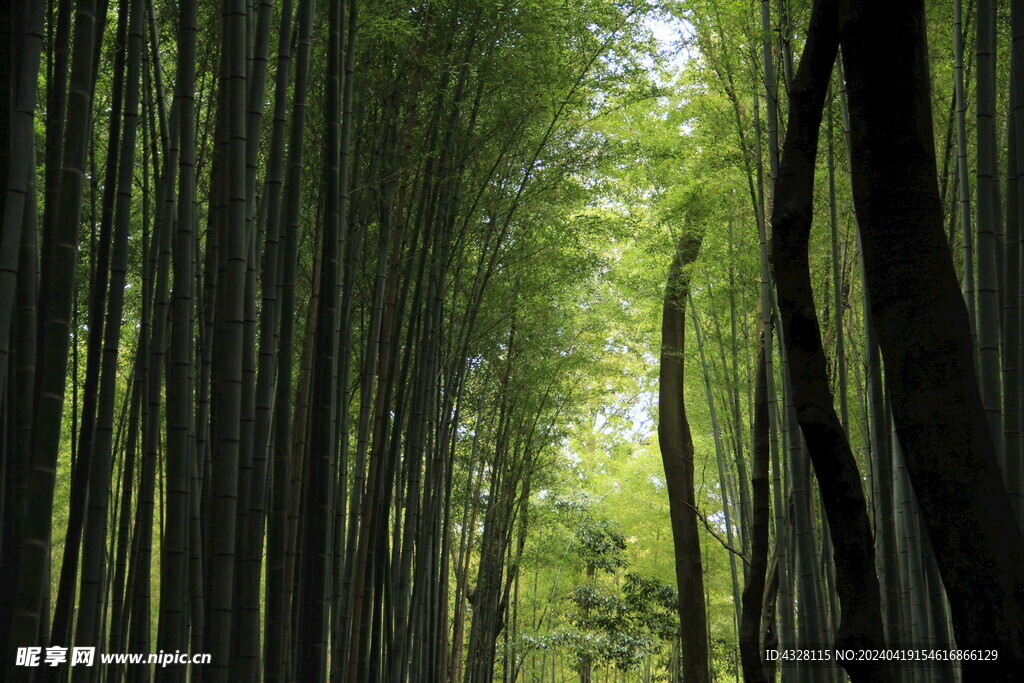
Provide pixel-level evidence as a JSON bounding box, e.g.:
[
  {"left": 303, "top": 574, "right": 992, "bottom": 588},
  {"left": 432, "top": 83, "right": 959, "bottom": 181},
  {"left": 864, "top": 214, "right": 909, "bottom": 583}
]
[{"left": 4, "top": 0, "right": 1024, "bottom": 680}]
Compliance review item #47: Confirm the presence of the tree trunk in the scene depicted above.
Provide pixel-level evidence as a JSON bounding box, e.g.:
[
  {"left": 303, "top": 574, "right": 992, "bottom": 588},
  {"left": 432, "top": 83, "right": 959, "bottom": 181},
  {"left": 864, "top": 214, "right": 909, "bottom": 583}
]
[
  {"left": 1012, "top": 0, "right": 1024, "bottom": 526},
  {"left": 838, "top": 0, "right": 1024, "bottom": 675},
  {"left": 6, "top": 0, "right": 100, "bottom": 653},
  {"left": 976, "top": 0, "right": 1003, "bottom": 459},
  {"left": 206, "top": 0, "right": 249, "bottom": 674},
  {"left": 740, "top": 336, "right": 770, "bottom": 683},
  {"left": 955, "top": 0, "right": 975, "bottom": 339},
  {"left": 770, "top": 3, "right": 888, "bottom": 679},
  {"left": 264, "top": 0, "right": 316, "bottom": 679},
  {"left": 73, "top": 0, "right": 143, "bottom": 666},
  {"left": 657, "top": 229, "right": 708, "bottom": 683},
  {"left": 157, "top": 0, "right": 198, "bottom": 670}
]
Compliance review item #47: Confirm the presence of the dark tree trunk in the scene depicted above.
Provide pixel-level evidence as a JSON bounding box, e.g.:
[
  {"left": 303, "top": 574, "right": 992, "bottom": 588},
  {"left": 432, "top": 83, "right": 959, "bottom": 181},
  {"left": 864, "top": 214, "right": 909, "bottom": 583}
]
[
  {"left": 296, "top": 0, "right": 346, "bottom": 677},
  {"left": 51, "top": 0, "right": 131, "bottom": 652},
  {"left": 6, "top": 0, "right": 100, "bottom": 655},
  {"left": 769, "top": 1, "right": 888, "bottom": 680},
  {"left": 0, "top": 0, "right": 44, "bottom": 659},
  {"left": 739, "top": 337, "right": 769, "bottom": 683},
  {"left": 206, "top": 0, "right": 249, "bottom": 674},
  {"left": 157, "top": 0, "right": 198, "bottom": 671},
  {"left": 838, "top": 0, "right": 1024, "bottom": 676},
  {"left": 657, "top": 230, "right": 708, "bottom": 683},
  {"left": 72, "top": 0, "right": 143, "bottom": 666}
]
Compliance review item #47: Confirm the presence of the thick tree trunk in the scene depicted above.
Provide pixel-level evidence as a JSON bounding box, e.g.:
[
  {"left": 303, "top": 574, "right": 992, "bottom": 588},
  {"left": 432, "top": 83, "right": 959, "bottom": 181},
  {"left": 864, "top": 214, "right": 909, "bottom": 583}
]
[
  {"left": 770, "top": 0, "right": 888, "bottom": 679},
  {"left": 0, "top": 0, "right": 44, "bottom": 397},
  {"left": 838, "top": 0, "right": 1024, "bottom": 676},
  {"left": 52, "top": 0, "right": 130, "bottom": 646},
  {"left": 0, "top": 0, "right": 44, "bottom": 659},
  {"left": 770, "top": 1, "right": 889, "bottom": 680},
  {"left": 5, "top": 0, "right": 100, "bottom": 655},
  {"left": 836, "top": 59, "right": 905, "bottom": 655}
]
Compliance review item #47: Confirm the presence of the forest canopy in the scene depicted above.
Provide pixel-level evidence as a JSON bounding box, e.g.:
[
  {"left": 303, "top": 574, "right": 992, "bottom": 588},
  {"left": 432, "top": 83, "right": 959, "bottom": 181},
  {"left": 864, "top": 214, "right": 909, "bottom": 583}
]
[{"left": 0, "top": 0, "right": 1023, "bottom": 681}]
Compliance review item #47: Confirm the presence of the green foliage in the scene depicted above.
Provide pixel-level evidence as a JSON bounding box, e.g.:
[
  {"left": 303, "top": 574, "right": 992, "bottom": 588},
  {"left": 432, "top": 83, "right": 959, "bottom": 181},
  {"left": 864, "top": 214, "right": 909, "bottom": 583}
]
[
  {"left": 17, "top": 0, "right": 1002, "bottom": 677},
  {"left": 575, "top": 519, "right": 629, "bottom": 573},
  {"left": 554, "top": 571, "right": 679, "bottom": 672}
]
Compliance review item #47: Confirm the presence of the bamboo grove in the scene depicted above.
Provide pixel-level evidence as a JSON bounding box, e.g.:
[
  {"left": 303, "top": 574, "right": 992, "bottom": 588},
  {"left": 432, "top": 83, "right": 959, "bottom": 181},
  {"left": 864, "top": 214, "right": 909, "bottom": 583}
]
[
  {"left": 0, "top": 0, "right": 658, "bottom": 679},
  {"left": 3, "top": 0, "right": 1024, "bottom": 681},
  {"left": 654, "top": 0, "right": 1024, "bottom": 681}
]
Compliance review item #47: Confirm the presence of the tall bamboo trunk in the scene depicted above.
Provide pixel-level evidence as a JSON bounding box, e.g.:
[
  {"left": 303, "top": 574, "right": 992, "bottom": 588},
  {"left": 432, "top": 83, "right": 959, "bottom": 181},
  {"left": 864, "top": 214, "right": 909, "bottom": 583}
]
[
  {"left": 657, "top": 230, "right": 708, "bottom": 683},
  {"left": 740, "top": 336, "right": 770, "bottom": 683},
  {"left": 72, "top": 0, "right": 143, "bottom": 669},
  {"left": 771, "top": 3, "right": 888, "bottom": 679},
  {"left": 157, "top": 0, "right": 198, "bottom": 672},
  {"left": 977, "top": 0, "right": 1004, "bottom": 460},
  {"left": 5, "top": 0, "right": 101, "bottom": 654},
  {"left": 206, "top": 0, "right": 250, "bottom": 674},
  {"left": 839, "top": 0, "right": 1024, "bottom": 673}
]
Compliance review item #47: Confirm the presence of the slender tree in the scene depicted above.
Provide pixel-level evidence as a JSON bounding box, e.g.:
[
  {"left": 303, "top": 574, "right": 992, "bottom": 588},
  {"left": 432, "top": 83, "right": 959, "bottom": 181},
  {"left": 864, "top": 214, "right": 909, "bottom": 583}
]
[
  {"left": 206, "top": 0, "right": 249, "bottom": 674},
  {"left": 156, "top": 0, "right": 198, "bottom": 670},
  {"left": 740, "top": 336, "right": 770, "bottom": 683},
  {"left": 976, "top": 0, "right": 1003, "bottom": 456},
  {"left": 72, "top": 0, "right": 143, "bottom": 665},
  {"left": 658, "top": 229, "right": 708, "bottom": 683}
]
